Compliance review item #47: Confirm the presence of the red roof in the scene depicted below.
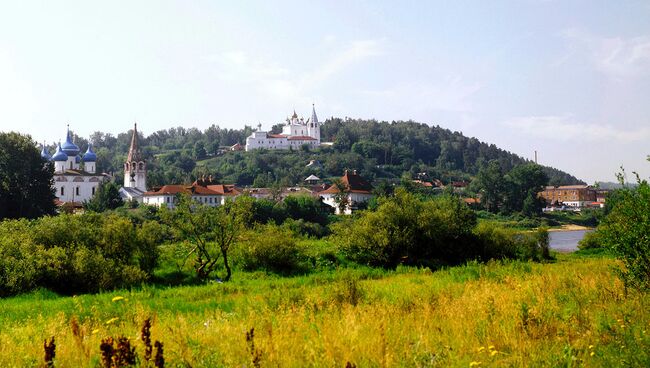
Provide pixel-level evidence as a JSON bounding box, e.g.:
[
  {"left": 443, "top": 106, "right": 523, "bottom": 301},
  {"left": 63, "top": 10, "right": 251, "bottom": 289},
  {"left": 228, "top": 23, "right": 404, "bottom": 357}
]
[
  {"left": 206, "top": 184, "right": 241, "bottom": 196},
  {"left": 287, "top": 136, "right": 316, "bottom": 141},
  {"left": 267, "top": 134, "right": 287, "bottom": 138},
  {"left": 321, "top": 170, "right": 373, "bottom": 194},
  {"left": 144, "top": 185, "right": 221, "bottom": 196}
]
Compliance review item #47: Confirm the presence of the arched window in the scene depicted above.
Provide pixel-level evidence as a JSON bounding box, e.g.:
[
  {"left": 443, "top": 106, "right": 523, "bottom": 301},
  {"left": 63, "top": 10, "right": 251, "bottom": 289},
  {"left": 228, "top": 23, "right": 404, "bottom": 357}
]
[
  {"left": 139, "top": 162, "right": 144, "bottom": 170},
  {"left": 131, "top": 162, "right": 136, "bottom": 171},
  {"left": 61, "top": 187, "right": 65, "bottom": 195},
  {"left": 76, "top": 187, "right": 80, "bottom": 196}
]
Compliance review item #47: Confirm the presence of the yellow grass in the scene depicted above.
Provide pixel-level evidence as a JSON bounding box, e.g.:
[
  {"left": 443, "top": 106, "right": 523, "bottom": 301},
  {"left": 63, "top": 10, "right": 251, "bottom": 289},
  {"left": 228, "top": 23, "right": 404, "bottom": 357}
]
[{"left": 1, "top": 256, "right": 648, "bottom": 367}]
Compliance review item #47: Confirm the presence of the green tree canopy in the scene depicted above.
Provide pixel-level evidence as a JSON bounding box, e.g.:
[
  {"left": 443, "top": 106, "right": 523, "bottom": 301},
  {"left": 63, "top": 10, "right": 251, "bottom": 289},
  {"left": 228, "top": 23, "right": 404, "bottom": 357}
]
[{"left": 0, "top": 132, "right": 56, "bottom": 219}]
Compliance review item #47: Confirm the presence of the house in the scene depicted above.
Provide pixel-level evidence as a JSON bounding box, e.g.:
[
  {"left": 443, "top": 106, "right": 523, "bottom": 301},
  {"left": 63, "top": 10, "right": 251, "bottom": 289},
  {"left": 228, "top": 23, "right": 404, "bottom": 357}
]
[
  {"left": 304, "top": 174, "right": 321, "bottom": 185},
  {"left": 143, "top": 176, "right": 241, "bottom": 208},
  {"left": 320, "top": 170, "right": 374, "bottom": 214},
  {"left": 538, "top": 185, "right": 596, "bottom": 208}
]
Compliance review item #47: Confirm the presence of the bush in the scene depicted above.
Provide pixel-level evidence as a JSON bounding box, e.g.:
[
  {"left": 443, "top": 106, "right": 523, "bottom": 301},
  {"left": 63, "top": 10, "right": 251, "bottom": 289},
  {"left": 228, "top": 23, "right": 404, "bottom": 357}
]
[
  {"left": 473, "top": 223, "right": 549, "bottom": 261},
  {"left": 598, "top": 178, "right": 650, "bottom": 290},
  {"left": 235, "top": 224, "right": 307, "bottom": 274},
  {"left": 0, "top": 212, "right": 166, "bottom": 296},
  {"left": 577, "top": 231, "right": 602, "bottom": 250},
  {"left": 334, "top": 189, "right": 478, "bottom": 268}
]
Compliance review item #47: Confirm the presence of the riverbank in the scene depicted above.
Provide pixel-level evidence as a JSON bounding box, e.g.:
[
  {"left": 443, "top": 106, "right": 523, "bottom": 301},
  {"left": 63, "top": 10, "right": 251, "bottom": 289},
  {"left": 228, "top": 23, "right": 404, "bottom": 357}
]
[{"left": 548, "top": 224, "right": 594, "bottom": 232}]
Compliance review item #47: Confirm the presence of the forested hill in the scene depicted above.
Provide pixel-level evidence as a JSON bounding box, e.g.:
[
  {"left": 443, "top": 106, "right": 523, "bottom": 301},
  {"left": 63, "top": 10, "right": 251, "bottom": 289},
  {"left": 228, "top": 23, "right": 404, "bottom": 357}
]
[{"left": 67, "top": 118, "right": 584, "bottom": 188}]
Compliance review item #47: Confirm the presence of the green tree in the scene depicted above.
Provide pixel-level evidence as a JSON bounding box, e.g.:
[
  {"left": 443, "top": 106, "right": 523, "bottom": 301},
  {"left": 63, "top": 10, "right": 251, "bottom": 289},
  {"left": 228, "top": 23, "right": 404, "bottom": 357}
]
[
  {"left": 162, "top": 195, "right": 252, "bottom": 281},
  {"left": 503, "top": 163, "right": 548, "bottom": 215},
  {"left": 0, "top": 132, "right": 56, "bottom": 219},
  {"left": 471, "top": 160, "right": 505, "bottom": 213},
  {"left": 599, "top": 172, "right": 650, "bottom": 290},
  {"left": 83, "top": 182, "right": 124, "bottom": 212}
]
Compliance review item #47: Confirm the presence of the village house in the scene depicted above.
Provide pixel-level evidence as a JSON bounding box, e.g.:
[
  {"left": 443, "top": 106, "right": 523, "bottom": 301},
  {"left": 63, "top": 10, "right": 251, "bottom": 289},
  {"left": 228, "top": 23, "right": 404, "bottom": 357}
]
[{"left": 320, "top": 170, "right": 374, "bottom": 214}]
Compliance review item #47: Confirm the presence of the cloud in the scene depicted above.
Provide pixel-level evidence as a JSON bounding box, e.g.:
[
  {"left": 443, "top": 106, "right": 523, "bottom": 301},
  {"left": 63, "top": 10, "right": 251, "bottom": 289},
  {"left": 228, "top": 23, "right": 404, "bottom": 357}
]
[
  {"left": 562, "top": 28, "right": 650, "bottom": 79},
  {"left": 205, "top": 39, "right": 384, "bottom": 105},
  {"left": 503, "top": 115, "right": 650, "bottom": 142}
]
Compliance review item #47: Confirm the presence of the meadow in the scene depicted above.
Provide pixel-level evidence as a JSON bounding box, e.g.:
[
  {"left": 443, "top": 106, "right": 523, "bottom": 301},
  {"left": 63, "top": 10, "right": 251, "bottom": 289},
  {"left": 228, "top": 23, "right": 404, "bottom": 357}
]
[{"left": 1, "top": 251, "right": 648, "bottom": 367}]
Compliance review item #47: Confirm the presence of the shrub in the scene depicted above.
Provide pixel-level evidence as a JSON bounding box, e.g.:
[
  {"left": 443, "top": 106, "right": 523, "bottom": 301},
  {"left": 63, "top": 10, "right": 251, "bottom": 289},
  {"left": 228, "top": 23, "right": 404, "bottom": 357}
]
[
  {"left": 598, "top": 178, "right": 650, "bottom": 290},
  {"left": 0, "top": 212, "right": 163, "bottom": 296},
  {"left": 577, "top": 230, "right": 602, "bottom": 250},
  {"left": 236, "top": 224, "right": 307, "bottom": 274},
  {"left": 334, "top": 189, "right": 478, "bottom": 268}
]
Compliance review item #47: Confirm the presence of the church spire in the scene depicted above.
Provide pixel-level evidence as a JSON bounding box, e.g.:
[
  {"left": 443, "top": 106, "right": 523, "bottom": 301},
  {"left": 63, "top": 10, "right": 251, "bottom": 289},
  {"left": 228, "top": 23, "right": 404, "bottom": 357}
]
[
  {"left": 126, "top": 123, "right": 143, "bottom": 162},
  {"left": 311, "top": 103, "right": 319, "bottom": 124}
]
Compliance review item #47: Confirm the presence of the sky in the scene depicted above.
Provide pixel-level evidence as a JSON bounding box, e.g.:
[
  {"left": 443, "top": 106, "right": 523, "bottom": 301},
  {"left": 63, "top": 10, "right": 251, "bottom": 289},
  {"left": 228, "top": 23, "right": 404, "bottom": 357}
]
[{"left": 1, "top": 0, "right": 649, "bottom": 183}]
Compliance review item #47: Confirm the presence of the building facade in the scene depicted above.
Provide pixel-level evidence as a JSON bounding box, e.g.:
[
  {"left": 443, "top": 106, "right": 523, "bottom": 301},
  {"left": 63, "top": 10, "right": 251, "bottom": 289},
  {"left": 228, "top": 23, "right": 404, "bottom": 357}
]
[
  {"left": 320, "top": 170, "right": 374, "bottom": 214},
  {"left": 42, "top": 127, "right": 105, "bottom": 204},
  {"left": 119, "top": 123, "right": 147, "bottom": 202},
  {"left": 538, "top": 185, "right": 597, "bottom": 207},
  {"left": 245, "top": 105, "right": 321, "bottom": 151}
]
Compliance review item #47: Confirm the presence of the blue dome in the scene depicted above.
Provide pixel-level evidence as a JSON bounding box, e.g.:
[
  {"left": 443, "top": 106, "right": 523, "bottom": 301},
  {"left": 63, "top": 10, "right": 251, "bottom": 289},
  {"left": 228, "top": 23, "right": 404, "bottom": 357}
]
[
  {"left": 83, "top": 144, "right": 97, "bottom": 162},
  {"left": 52, "top": 144, "right": 68, "bottom": 161},
  {"left": 40, "top": 144, "right": 52, "bottom": 161},
  {"left": 61, "top": 129, "right": 80, "bottom": 156},
  {"left": 75, "top": 155, "right": 81, "bottom": 163}
]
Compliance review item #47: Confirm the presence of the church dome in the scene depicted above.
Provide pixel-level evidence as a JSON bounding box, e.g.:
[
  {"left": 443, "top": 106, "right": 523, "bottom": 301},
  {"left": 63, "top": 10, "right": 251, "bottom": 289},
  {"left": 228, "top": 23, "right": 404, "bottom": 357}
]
[
  {"left": 61, "top": 128, "right": 80, "bottom": 156},
  {"left": 40, "top": 144, "right": 52, "bottom": 161},
  {"left": 52, "top": 144, "right": 68, "bottom": 161},
  {"left": 75, "top": 155, "right": 81, "bottom": 163},
  {"left": 83, "top": 144, "right": 97, "bottom": 162}
]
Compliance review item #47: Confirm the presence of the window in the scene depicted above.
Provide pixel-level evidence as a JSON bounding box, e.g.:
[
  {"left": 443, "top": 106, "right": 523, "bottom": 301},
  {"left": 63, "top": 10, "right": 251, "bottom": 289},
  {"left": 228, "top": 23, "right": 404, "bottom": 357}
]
[
  {"left": 167, "top": 197, "right": 170, "bottom": 203},
  {"left": 61, "top": 187, "right": 65, "bottom": 195},
  {"left": 92, "top": 187, "right": 96, "bottom": 195},
  {"left": 69, "top": 161, "right": 73, "bottom": 169},
  {"left": 76, "top": 187, "right": 80, "bottom": 196}
]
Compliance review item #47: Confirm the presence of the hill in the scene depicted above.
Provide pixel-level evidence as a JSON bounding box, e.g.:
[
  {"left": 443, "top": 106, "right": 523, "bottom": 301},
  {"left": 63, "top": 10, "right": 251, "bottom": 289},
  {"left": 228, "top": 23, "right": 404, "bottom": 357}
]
[{"left": 67, "top": 118, "right": 584, "bottom": 188}]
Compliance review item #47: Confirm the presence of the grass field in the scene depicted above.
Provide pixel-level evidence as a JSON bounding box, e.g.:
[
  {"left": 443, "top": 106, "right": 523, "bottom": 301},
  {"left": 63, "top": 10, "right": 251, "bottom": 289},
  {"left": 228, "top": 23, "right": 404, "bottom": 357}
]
[{"left": 1, "top": 252, "right": 648, "bottom": 367}]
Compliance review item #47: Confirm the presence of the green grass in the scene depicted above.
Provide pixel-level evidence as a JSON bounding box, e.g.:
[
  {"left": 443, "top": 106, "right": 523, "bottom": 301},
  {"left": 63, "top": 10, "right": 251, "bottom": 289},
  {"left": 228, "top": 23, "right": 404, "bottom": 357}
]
[{"left": 1, "top": 253, "right": 648, "bottom": 367}]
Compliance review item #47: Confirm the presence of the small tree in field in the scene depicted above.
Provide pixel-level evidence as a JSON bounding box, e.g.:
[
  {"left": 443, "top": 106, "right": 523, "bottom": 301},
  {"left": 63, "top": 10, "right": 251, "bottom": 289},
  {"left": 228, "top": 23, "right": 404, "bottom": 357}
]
[{"left": 162, "top": 195, "right": 252, "bottom": 281}]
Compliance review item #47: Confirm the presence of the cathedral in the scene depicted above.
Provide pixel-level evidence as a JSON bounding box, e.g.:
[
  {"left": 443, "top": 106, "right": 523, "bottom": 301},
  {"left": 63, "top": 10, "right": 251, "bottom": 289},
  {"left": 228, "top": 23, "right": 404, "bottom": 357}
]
[
  {"left": 245, "top": 104, "right": 321, "bottom": 151},
  {"left": 41, "top": 126, "right": 105, "bottom": 204}
]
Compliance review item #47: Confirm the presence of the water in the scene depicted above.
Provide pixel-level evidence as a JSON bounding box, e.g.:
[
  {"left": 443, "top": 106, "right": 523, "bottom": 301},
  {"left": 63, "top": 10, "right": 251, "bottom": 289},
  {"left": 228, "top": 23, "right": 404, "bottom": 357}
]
[{"left": 548, "top": 230, "right": 592, "bottom": 252}]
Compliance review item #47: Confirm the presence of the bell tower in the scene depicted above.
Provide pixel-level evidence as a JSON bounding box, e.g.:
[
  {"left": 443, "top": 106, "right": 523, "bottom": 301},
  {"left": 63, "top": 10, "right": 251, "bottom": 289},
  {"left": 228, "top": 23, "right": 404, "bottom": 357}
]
[{"left": 123, "top": 123, "right": 147, "bottom": 191}]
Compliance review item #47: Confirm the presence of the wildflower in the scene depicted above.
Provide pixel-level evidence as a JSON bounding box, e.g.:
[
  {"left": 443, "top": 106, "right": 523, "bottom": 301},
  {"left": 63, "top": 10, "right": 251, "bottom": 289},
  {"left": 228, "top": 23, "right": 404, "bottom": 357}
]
[
  {"left": 588, "top": 345, "right": 594, "bottom": 350},
  {"left": 488, "top": 345, "right": 495, "bottom": 350},
  {"left": 92, "top": 329, "right": 100, "bottom": 334},
  {"left": 112, "top": 296, "right": 125, "bottom": 302},
  {"left": 106, "top": 317, "right": 120, "bottom": 325},
  {"left": 477, "top": 346, "right": 485, "bottom": 353},
  {"left": 590, "top": 352, "right": 595, "bottom": 357},
  {"left": 469, "top": 362, "right": 482, "bottom": 367},
  {"left": 490, "top": 350, "right": 498, "bottom": 357}
]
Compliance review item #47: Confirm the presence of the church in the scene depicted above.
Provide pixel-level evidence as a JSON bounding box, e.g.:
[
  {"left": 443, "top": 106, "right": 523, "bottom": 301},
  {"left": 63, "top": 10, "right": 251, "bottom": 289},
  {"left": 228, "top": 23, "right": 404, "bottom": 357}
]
[
  {"left": 119, "top": 123, "right": 148, "bottom": 203},
  {"left": 41, "top": 126, "right": 105, "bottom": 204},
  {"left": 245, "top": 104, "right": 321, "bottom": 151}
]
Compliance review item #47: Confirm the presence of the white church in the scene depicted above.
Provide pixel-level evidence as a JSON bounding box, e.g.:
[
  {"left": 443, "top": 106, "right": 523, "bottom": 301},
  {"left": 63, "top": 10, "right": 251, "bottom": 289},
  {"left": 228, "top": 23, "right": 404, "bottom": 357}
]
[
  {"left": 41, "top": 126, "right": 105, "bottom": 204},
  {"left": 245, "top": 105, "right": 321, "bottom": 151}
]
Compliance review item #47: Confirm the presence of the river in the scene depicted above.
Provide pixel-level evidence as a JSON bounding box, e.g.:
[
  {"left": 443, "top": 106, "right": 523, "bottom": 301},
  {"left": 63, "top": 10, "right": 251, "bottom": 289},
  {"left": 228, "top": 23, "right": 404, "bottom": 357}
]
[{"left": 548, "top": 230, "right": 592, "bottom": 252}]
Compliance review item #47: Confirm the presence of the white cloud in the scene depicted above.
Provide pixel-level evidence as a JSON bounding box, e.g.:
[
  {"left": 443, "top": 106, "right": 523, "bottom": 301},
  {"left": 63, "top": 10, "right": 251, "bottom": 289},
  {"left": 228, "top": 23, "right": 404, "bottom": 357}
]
[
  {"left": 562, "top": 28, "right": 650, "bottom": 78},
  {"left": 503, "top": 115, "right": 650, "bottom": 142},
  {"left": 205, "top": 39, "right": 384, "bottom": 106}
]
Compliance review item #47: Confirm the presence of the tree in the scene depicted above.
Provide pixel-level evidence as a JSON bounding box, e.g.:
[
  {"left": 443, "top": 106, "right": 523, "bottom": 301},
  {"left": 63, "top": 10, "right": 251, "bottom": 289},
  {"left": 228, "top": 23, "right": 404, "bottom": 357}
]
[
  {"left": 193, "top": 141, "right": 207, "bottom": 160},
  {"left": 330, "top": 178, "right": 350, "bottom": 214},
  {"left": 599, "top": 172, "right": 650, "bottom": 290},
  {"left": 83, "top": 182, "right": 124, "bottom": 212},
  {"left": 0, "top": 132, "right": 57, "bottom": 219},
  {"left": 471, "top": 160, "right": 505, "bottom": 213},
  {"left": 503, "top": 163, "right": 548, "bottom": 215},
  {"left": 162, "top": 195, "right": 252, "bottom": 281}
]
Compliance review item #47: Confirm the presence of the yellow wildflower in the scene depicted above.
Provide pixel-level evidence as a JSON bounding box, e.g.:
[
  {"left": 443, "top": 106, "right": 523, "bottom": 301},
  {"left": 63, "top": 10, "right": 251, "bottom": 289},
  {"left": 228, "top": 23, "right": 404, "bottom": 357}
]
[
  {"left": 588, "top": 345, "right": 594, "bottom": 349},
  {"left": 92, "top": 329, "right": 100, "bottom": 334},
  {"left": 490, "top": 350, "right": 498, "bottom": 357},
  {"left": 112, "top": 296, "right": 125, "bottom": 302},
  {"left": 469, "top": 362, "right": 482, "bottom": 367},
  {"left": 590, "top": 352, "right": 595, "bottom": 357},
  {"left": 105, "top": 317, "right": 119, "bottom": 325},
  {"left": 477, "top": 347, "right": 485, "bottom": 353}
]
